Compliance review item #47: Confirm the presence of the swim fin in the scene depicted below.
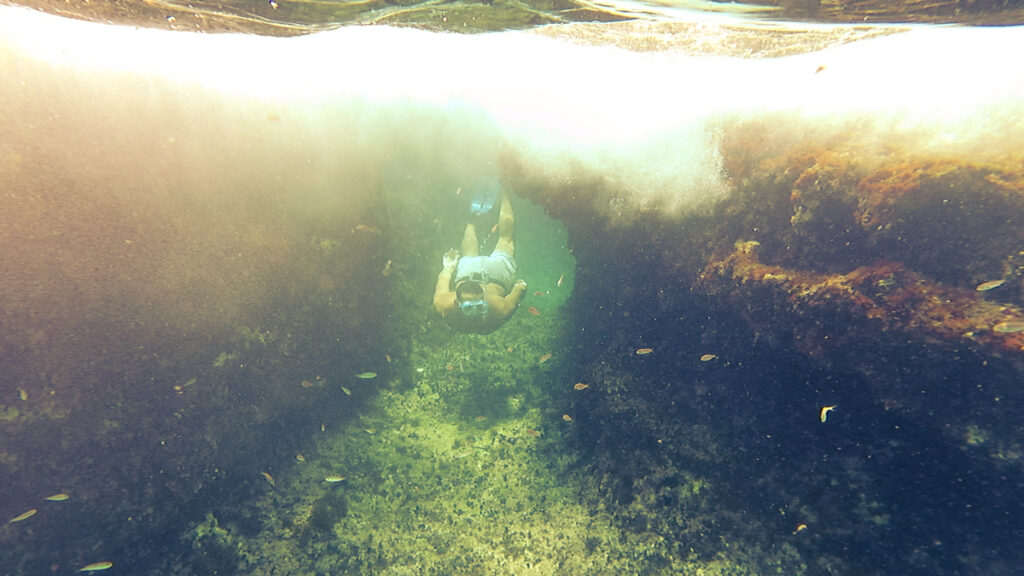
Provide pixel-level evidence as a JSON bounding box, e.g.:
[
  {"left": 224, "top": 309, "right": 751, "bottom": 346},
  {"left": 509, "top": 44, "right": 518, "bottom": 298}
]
[{"left": 469, "top": 178, "right": 500, "bottom": 217}]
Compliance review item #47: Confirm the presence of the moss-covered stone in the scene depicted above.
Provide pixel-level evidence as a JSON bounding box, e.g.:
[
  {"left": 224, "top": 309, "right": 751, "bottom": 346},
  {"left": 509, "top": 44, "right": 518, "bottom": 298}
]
[{"left": 187, "top": 513, "right": 240, "bottom": 576}]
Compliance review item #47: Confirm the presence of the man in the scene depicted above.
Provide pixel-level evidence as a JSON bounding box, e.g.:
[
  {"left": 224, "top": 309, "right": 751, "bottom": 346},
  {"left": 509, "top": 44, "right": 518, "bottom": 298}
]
[{"left": 433, "top": 190, "right": 527, "bottom": 334}]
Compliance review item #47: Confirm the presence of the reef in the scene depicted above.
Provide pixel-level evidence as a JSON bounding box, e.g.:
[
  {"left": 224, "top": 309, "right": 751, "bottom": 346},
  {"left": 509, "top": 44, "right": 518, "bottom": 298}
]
[
  {"left": 503, "top": 115, "right": 1024, "bottom": 576},
  {"left": 702, "top": 242, "right": 1024, "bottom": 358}
]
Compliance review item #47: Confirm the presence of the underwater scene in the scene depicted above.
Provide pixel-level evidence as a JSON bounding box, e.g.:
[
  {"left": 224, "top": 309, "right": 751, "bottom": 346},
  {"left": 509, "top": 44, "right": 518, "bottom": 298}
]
[{"left": 1, "top": 1, "right": 1023, "bottom": 575}]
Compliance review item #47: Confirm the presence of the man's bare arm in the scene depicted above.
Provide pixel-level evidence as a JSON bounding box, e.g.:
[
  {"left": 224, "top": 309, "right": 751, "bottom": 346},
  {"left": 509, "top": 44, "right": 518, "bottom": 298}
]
[
  {"left": 495, "top": 280, "right": 527, "bottom": 317},
  {"left": 434, "top": 267, "right": 456, "bottom": 314},
  {"left": 433, "top": 249, "right": 460, "bottom": 314}
]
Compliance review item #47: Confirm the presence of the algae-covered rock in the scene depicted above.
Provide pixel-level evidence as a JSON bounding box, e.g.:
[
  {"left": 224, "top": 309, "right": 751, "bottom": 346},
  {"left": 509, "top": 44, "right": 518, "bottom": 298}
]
[
  {"left": 306, "top": 490, "right": 350, "bottom": 539},
  {"left": 187, "top": 513, "right": 240, "bottom": 576}
]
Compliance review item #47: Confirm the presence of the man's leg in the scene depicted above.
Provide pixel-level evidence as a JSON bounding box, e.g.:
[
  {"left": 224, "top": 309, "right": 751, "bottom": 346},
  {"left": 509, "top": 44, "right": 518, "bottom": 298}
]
[
  {"left": 460, "top": 223, "right": 480, "bottom": 257},
  {"left": 493, "top": 193, "right": 515, "bottom": 256}
]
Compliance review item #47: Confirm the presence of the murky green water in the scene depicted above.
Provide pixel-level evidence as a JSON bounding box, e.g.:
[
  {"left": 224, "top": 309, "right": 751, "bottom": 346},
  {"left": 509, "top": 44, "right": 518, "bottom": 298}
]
[{"left": 2, "top": 2, "right": 1023, "bottom": 575}]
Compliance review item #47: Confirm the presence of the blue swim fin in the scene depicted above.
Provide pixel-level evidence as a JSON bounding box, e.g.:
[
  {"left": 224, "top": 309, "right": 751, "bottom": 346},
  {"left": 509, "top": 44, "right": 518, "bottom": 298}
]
[{"left": 469, "top": 178, "right": 500, "bottom": 216}]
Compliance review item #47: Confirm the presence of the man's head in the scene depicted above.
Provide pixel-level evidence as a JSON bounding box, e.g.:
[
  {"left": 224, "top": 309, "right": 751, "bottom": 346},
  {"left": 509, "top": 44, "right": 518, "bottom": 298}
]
[{"left": 456, "top": 281, "right": 488, "bottom": 317}]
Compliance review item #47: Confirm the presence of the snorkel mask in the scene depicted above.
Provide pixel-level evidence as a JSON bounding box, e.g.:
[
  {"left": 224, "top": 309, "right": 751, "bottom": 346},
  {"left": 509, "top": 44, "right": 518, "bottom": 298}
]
[{"left": 458, "top": 298, "right": 489, "bottom": 317}]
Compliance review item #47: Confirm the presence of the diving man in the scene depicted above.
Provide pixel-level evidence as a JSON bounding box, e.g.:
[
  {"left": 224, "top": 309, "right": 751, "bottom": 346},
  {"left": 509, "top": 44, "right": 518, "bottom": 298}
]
[{"left": 433, "top": 189, "right": 527, "bottom": 334}]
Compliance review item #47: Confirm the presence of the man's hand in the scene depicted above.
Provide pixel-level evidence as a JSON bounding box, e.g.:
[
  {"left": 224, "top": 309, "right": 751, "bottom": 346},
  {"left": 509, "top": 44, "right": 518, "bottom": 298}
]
[
  {"left": 443, "top": 249, "right": 460, "bottom": 270},
  {"left": 514, "top": 279, "right": 527, "bottom": 291}
]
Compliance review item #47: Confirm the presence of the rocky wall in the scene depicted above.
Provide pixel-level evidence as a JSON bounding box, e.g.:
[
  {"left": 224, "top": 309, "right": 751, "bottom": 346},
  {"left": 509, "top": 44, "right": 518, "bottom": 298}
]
[{"left": 506, "top": 115, "right": 1024, "bottom": 576}]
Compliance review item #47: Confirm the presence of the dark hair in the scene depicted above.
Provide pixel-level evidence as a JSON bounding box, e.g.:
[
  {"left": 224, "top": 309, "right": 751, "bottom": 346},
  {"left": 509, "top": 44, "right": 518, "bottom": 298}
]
[{"left": 456, "top": 281, "right": 484, "bottom": 300}]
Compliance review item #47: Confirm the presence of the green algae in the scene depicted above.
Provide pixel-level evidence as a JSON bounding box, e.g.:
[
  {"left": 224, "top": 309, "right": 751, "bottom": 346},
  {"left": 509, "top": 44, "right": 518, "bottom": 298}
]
[
  {"left": 203, "top": 306, "right": 800, "bottom": 576},
  {"left": 304, "top": 490, "right": 349, "bottom": 539},
  {"left": 212, "top": 352, "right": 235, "bottom": 368},
  {"left": 233, "top": 364, "right": 624, "bottom": 574},
  {"left": 0, "top": 405, "right": 21, "bottom": 422},
  {"left": 185, "top": 513, "right": 241, "bottom": 576}
]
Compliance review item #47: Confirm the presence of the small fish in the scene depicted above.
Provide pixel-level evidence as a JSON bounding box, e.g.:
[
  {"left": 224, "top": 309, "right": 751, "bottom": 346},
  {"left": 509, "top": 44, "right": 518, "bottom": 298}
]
[
  {"left": 341, "top": 386, "right": 352, "bottom": 396},
  {"left": 557, "top": 273, "right": 564, "bottom": 287},
  {"left": 700, "top": 354, "right": 718, "bottom": 362},
  {"left": 45, "top": 493, "right": 70, "bottom": 502},
  {"left": 474, "top": 416, "right": 487, "bottom": 422},
  {"left": 455, "top": 187, "right": 462, "bottom": 196},
  {"left": 635, "top": 348, "right": 654, "bottom": 355},
  {"left": 573, "top": 383, "right": 589, "bottom": 390},
  {"left": 819, "top": 405, "right": 836, "bottom": 423},
  {"left": 8, "top": 509, "right": 37, "bottom": 523},
  {"left": 993, "top": 320, "right": 1024, "bottom": 333},
  {"left": 525, "top": 428, "right": 541, "bottom": 437},
  {"left": 260, "top": 471, "right": 275, "bottom": 487},
  {"left": 562, "top": 414, "right": 573, "bottom": 422},
  {"left": 528, "top": 307, "right": 540, "bottom": 315},
  {"left": 794, "top": 523, "right": 808, "bottom": 533},
  {"left": 534, "top": 291, "right": 544, "bottom": 296},
  {"left": 355, "top": 372, "right": 377, "bottom": 379},
  {"left": 385, "top": 354, "right": 392, "bottom": 363},
  {"left": 18, "top": 388, "right": 28, "bottom": 401},
  {"left": 295, "top": 454, "right": 305, "bottom": 462},
  {"left": 491, "top": 223, "right": 499, "bottom": 234},
  {"left": 268, "top": 0, "right": 278, "bottom": 8},
  {"left": 324, "top": 475, "right": 345, "bottom": 483},
  {"left": 814, "top": 64, "right": 826, "bottom": 74},
  {"left": 78, "top": 562, "right": 114, "bottom": 572},
  {"left": 381, "top": 260, "right": 392, "bottom": 276},
  {"left": 976, "top": 279, "right": 1005, "bottom": 292},
  {"left": 538, "top": 353, "right": 552, "bottom": 364},
  {"left": 353, "top": 224, "right": 381, "bottom": 234},
  {"left": 300, "top": 380, "right": 314, "bottom": 388}
]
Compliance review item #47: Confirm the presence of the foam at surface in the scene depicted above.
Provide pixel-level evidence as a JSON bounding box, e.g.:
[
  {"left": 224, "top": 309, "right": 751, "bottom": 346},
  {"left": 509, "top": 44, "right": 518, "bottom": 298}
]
[{"left": 2, "top": 6, "right": 1023, "bottom": 220}]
